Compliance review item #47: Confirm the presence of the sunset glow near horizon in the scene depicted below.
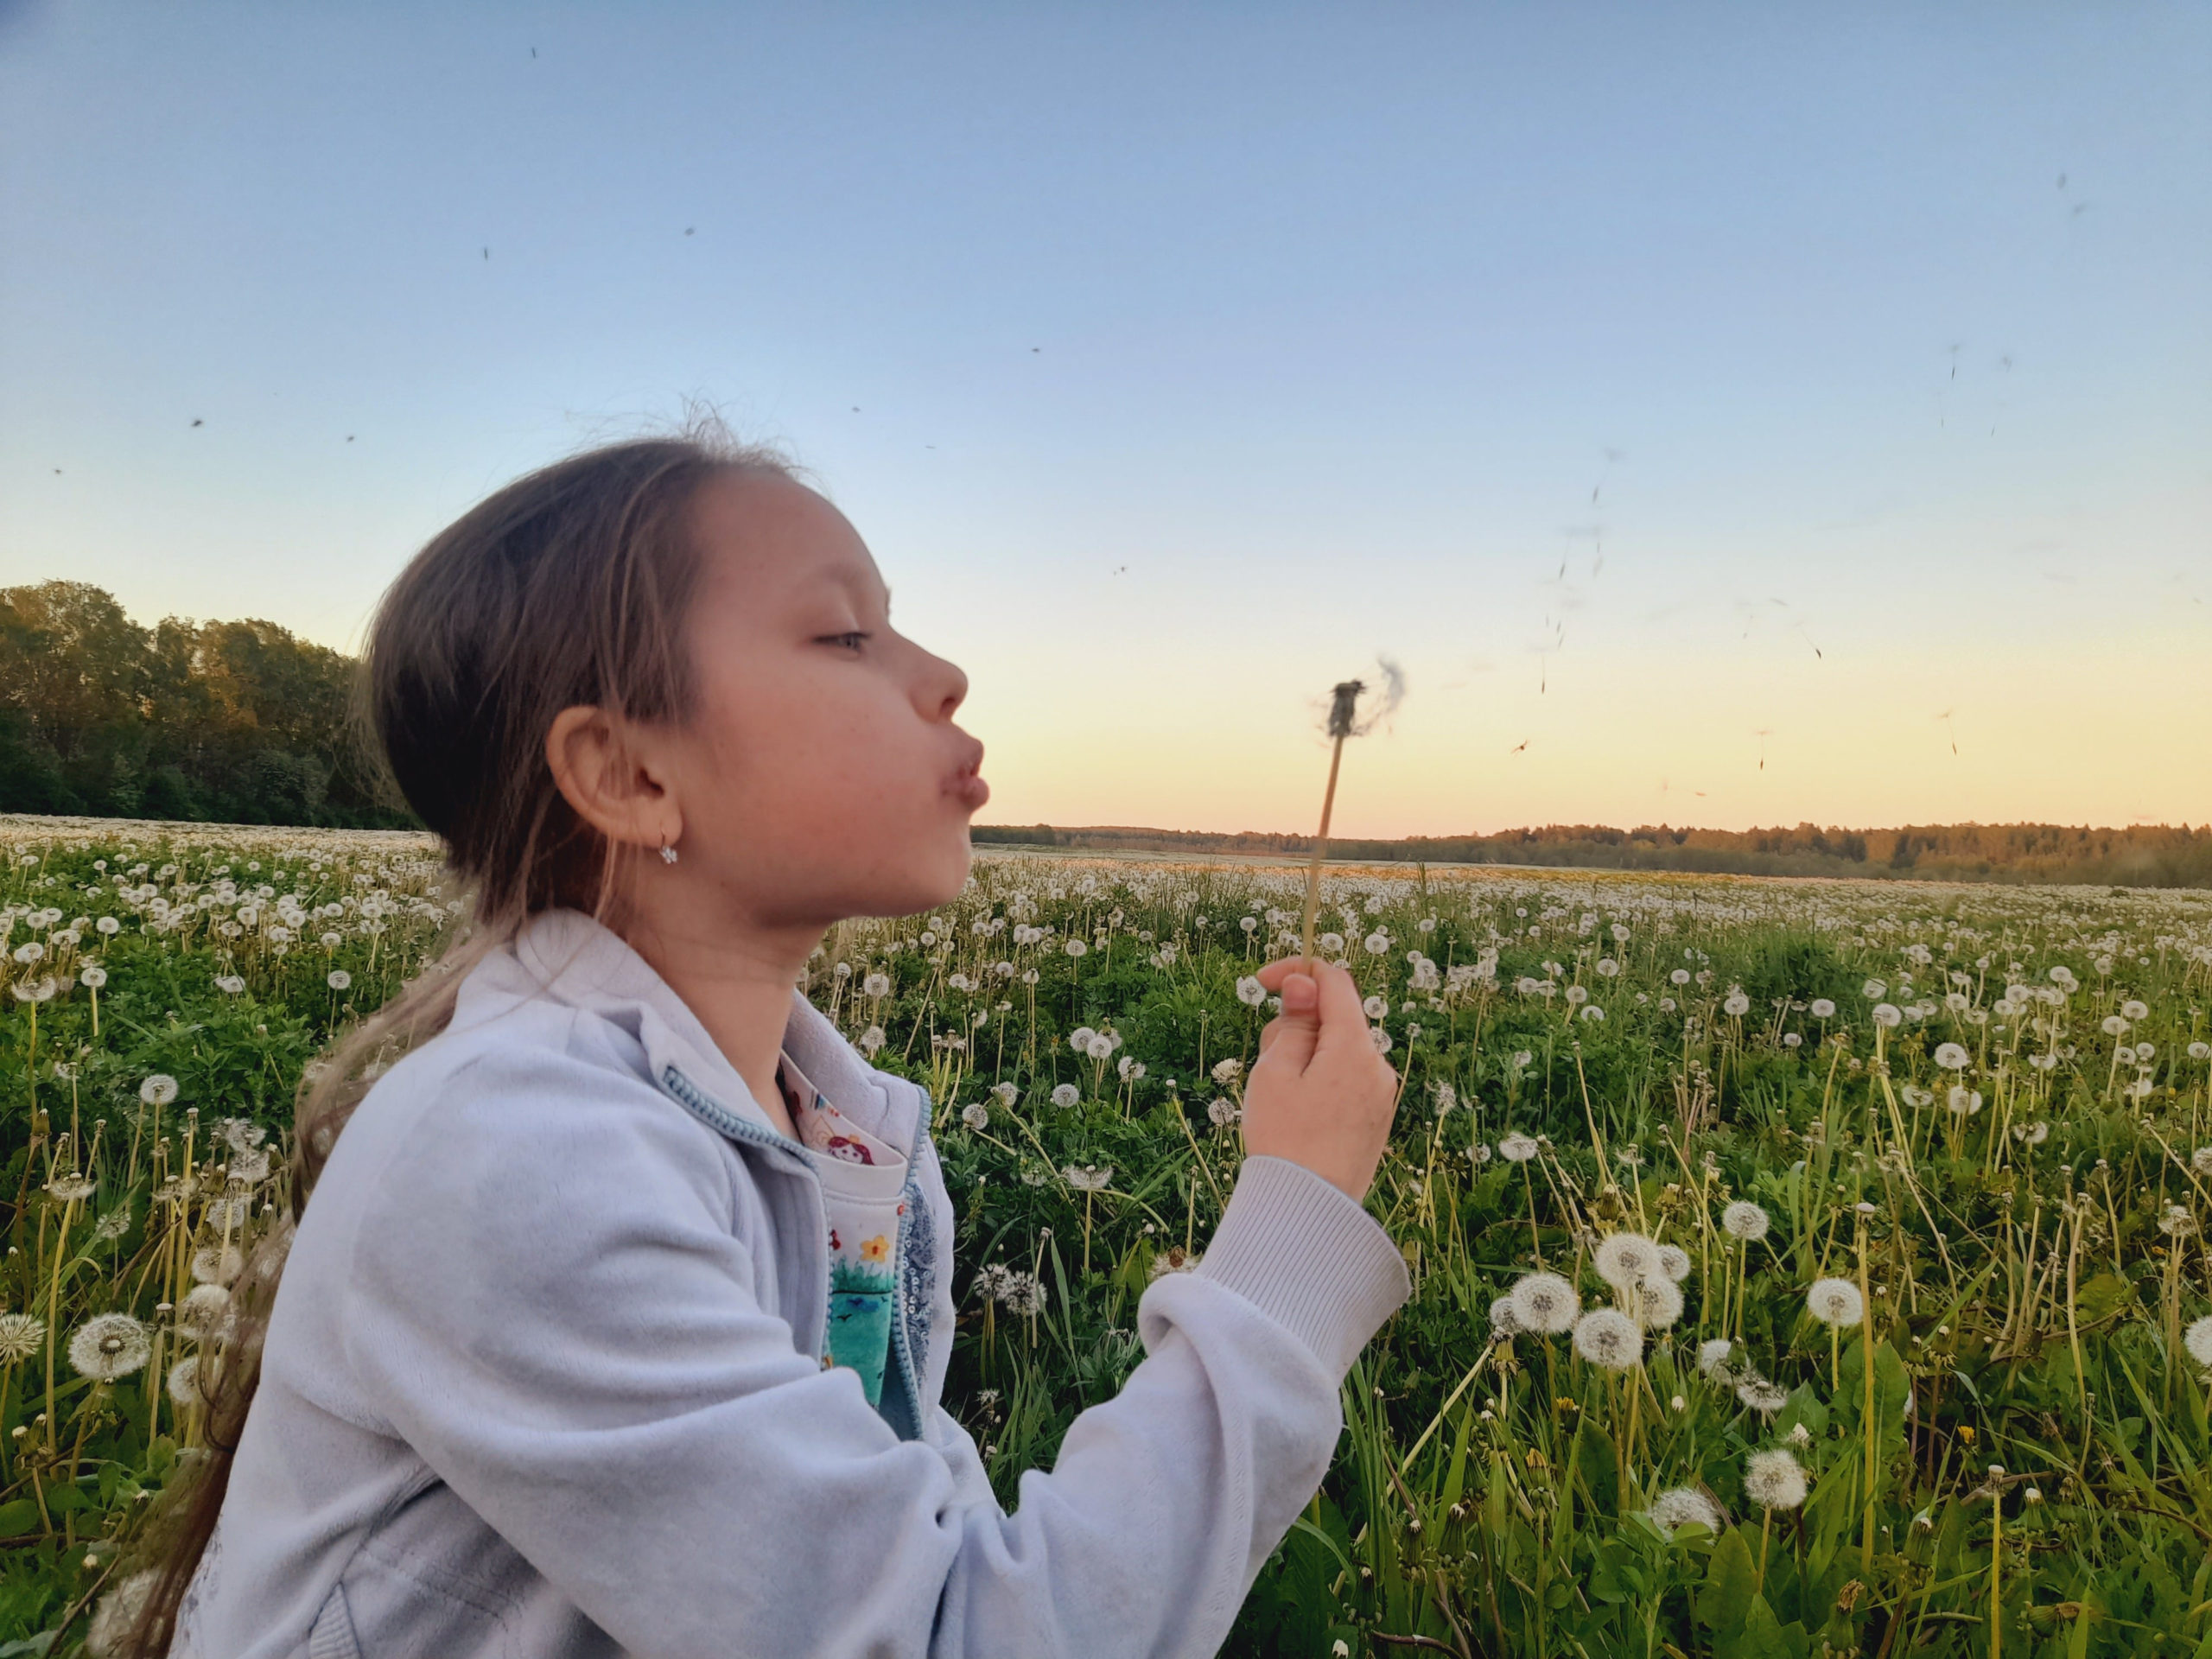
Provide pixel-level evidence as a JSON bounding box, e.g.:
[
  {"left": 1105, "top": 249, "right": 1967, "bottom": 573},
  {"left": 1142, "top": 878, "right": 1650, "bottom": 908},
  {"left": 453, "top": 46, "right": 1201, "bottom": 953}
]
[{"left": 3, "top": 6, "right": 2207, "bottom": 839}]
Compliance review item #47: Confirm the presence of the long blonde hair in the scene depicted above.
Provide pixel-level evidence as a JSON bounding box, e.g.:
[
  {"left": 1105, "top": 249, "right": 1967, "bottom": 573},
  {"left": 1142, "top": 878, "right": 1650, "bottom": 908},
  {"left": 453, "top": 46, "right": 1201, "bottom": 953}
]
[{"left": 125, "top": 429, "right": 790, "bottom": 1655}]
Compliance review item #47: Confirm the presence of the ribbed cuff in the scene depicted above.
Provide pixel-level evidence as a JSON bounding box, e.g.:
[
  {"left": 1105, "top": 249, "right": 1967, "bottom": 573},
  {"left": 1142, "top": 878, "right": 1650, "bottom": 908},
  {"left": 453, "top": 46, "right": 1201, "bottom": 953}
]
[{"left": 1197, "top": 1156, "right": 1410, "bottom": 1381}]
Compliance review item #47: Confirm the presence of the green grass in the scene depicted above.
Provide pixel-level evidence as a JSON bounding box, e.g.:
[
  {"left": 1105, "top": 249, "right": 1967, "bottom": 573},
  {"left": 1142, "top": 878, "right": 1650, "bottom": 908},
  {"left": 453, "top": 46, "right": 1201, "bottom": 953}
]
[{"left": 0, "top": 818, "right": 2209, "bottom": 1656}]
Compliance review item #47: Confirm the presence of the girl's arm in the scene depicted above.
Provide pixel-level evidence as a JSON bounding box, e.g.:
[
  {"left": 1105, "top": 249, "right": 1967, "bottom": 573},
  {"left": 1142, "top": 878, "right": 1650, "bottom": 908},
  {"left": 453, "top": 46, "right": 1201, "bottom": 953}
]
[{"left": 340, "top": 1049, "right": 1404, "bottom": 1658}]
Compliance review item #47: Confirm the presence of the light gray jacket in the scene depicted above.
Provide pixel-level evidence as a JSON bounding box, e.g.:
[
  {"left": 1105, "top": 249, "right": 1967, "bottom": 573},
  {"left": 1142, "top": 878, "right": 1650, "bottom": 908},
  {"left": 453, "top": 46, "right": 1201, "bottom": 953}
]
[{"left": 181, "top": 910, "right": 1409, "bottom": 1658}]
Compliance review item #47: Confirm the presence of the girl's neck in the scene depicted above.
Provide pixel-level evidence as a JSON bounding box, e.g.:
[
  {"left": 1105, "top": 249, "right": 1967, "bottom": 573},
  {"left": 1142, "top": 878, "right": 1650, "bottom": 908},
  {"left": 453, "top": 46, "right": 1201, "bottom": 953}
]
[{"left": 619, "top": 911, "right": 820, "bottom": 1141}]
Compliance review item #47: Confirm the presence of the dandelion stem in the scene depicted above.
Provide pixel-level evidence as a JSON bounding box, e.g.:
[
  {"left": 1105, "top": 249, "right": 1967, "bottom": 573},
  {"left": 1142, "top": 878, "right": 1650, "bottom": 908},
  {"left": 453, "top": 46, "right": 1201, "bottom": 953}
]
[{"left": 1299, "top": 732, "right": 1347, "bottom": 968}]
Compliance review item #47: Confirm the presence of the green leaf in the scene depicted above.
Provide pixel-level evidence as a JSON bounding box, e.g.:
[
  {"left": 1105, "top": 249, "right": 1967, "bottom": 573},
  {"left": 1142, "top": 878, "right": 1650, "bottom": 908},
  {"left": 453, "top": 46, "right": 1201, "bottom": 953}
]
[
  {"left": 1573, "top": 1417, "right": 1618, "bottom": 1517},
  {"left": 1718, "top": 1594, "right": 1809, "bottom": 1659},
  {"left": 0, "top": 1498, "right": 41, "bottom": 1540},
  {"left": 1699, "top": 1525, "right": 1759, "bottom": 1635}
]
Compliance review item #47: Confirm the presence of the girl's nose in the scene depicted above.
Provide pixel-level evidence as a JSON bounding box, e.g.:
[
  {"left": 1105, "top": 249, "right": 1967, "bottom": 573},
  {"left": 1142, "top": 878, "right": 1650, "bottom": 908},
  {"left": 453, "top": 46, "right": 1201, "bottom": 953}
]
[{"left": 919, "top": 649, "right": 968, "bottom": 721}]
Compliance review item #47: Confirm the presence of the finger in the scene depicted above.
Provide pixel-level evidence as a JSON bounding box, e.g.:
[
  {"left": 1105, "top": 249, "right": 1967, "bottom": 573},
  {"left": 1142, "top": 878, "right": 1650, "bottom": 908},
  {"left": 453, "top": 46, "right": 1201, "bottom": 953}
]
[
  {"left": 1253, "top": 956, "right": 1325, "bottom": 989},
  {"left": 1308, "top": 960, "right": 1374, "bottom": 1056},
  {"left": 1262, "top": 970, "right": 1321, "bottom": 1074}
]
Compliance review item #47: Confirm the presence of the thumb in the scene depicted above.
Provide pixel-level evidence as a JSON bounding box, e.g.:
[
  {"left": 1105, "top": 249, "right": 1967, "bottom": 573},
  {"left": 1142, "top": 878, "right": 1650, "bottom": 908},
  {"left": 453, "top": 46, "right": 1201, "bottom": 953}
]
[{"left": 1262, "top": 970, "right": 1321, "bottom": 1074}]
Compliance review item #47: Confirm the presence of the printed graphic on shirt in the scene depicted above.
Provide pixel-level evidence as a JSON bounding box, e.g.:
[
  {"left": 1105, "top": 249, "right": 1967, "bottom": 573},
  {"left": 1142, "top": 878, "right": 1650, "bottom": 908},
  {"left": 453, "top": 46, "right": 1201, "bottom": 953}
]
[{"left": 779, "top": 1055, "right": 906, "bottom": 1410}]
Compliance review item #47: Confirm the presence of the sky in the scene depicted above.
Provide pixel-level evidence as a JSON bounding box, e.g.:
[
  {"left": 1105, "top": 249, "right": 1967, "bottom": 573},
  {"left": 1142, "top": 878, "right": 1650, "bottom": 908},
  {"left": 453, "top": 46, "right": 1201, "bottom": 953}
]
[{"left": 3, "top": 3, "right": 2208, "bottom": 839}]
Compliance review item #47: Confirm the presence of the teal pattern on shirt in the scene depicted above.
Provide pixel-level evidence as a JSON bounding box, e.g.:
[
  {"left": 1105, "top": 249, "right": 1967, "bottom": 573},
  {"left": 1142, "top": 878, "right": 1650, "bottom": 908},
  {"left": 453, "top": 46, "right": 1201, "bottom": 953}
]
[{"left": 828, "top": 1257, "right": 898, "bottom": 1407}]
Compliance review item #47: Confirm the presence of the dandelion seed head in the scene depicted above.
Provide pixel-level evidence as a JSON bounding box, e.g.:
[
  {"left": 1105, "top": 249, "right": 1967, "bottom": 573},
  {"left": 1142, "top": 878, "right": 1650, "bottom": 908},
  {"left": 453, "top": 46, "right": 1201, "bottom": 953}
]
[
  {"left": 1649, "top": 1487, "right": 1726, "bottom": 1535},
  {"left": 1510, "top": 1271, "right": 1580, "bottom": 1335},
  {"left": 67, "top": 1313, "right": 151, "bottom": 1382},
  {"left": 1744, "top": 1447, "right": 1808, "bottom": 1510},
  {"left": 1721, "top": 1201, "right": 1770, "bottom": 1242},
  {"left": 1572, "top": 1307, "right": 1644, "bottom": 1370}
]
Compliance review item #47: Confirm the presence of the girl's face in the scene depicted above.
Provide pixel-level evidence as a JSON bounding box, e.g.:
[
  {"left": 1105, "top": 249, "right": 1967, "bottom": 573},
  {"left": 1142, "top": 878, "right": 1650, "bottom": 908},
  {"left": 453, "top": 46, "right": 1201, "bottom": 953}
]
[{"left": 658, "top": 471, "right": 986, "bottom": 927}]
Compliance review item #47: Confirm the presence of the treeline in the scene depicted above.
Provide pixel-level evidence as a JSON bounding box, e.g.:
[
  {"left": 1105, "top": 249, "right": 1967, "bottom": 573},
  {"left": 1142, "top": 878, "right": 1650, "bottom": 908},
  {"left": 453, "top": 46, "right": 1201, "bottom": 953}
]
[
  {"left": 0, "top": 582, "right": 409, "bottom": 827},
  {"left": 974, "top": 820, "right": 2212, "bottom": 887}
]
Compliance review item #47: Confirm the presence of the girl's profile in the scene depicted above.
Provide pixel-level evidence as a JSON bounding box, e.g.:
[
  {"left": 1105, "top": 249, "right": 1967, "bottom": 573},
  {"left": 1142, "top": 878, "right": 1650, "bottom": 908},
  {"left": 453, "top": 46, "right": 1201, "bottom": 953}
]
[{"left": 124, "top": 431, "right": 1408, "bottom": 1658}]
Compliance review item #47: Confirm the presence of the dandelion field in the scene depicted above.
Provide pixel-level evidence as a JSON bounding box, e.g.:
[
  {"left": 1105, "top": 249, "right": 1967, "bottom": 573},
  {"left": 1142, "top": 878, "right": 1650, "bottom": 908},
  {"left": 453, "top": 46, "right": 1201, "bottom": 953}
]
[{"left": 0, "top": 820, "right": 2209, "bottom": 1655}]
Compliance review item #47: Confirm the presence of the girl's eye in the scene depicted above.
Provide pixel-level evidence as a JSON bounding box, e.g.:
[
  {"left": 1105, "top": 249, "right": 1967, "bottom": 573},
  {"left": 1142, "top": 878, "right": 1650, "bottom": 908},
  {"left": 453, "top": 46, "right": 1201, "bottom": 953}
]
[{"left": 818, "top": 631, "right": 870, "bottom": 652}]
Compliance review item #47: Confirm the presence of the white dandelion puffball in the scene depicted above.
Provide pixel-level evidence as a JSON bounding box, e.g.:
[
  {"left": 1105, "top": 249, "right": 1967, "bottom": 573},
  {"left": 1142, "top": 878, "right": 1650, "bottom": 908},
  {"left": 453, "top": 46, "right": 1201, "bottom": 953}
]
[
  {"left": 0, "top": 1313, "right": 44, "bottom": 1363},
  {"left": 1723, "top": 990, "right": 1751, "bottom": 1017},
  {"left": 859, "top": 1025, "right": 886, "bottom": 1054},
  {"left": 67, "top": 1312, "right": 152, "bottom": 1382},
  {"left": 2183, "top": 1315, "right": 2212, "bottom": 1368},
  {"left": 862, "top": 971, "right": 891, "bottom": 998},
  {"left": 2190, "top": 1042, "right": 2210, "bottom": 1061},
  {"left": 1206, "top": 1097, "right": 1239, "bottom": 1127},
  {"left": 2101, "top": 1014, "right": 2129, "bottom": 1037},
  {"left": 1626, "top": 1275, "right": 1685, "bottom": 1330},
  {"left": 1744, "top": 1447, "right": 1808, "bottom": 1510},
  {"left": 1050, "top": 1083, "right": 1080, "bottom": 1109},
  {"left": 167, "top": 1353, "right": 203, "bottom": 1408},
  {"left": 1363, "top": 931, "right": 1390, "bottom": 957},
  {"left": 1697, "top": 1338, "right": 1736, "bottom": 1379},
  {"left": 1807, "top": 1277, "right": 1866, "bottom": 1326},
  {"left": 1489, "top": 1296, "right": 1521, "bottom": 1335},
  {"left": 327, "top": 969, "right": 352, "bottom": 991},
  {"left": 1656, "top": 1243, "right": 1692, "bottom": 1283},
  {"left": 1510, "top": 1272, "right": 1580, "bottom": 1335},
  {"left": 1863, "top": 978, "right": 1887, "bottom": 999},
  {"left": 178, "top": 1282, "right": 232, "bottom": 1339},
  {"left": 1070, "top": 1027, "right": 1096, "bottom": 1052},
  {"left": 1934, "top": 1042, "right": 1970, "bottom": 1070},
  {"left": 1872, "top": 1003, "right": 1903, "bottom": 1028},
  {"left": 1236, "top": 976, "right": 1265, "bottom": 1007},
  {"left": 1593, "top": 1231, "right": 1662, "bottom": 1289},
  {"left": 1573, "top": 1307, "right": 1644, "bottom": 1370},
  {"left": 1580, "top": 1004, "right": 1605, "bottom": 1023},
  {"left": 214, "top": 974, "right": 245, "bottom": 995},
  {"left": 86, "top": 1569, "right": 160, "bottom": 1659},
  {"left": 1649, "top": 1487, "right": 1726, "bottom": 1535},
  {"left": 1499, "top": 1132, "right": 1539, "bottom": 1163},
  {"left": 2121, "top": 998, "right": 2150, "bottom": 1020},
  {"left": 192, "top": 1244, "right": 245, "bottom": 1287},
  {"left": 1737, "top": 1377, "right": 1789, "bottom": 1415},
  {"left": 1721, "top": 1200, "right": 1770, "bottom": 1242},
  {"left": 139, "top": 1073, "right": 180, "bottom": 1107},
  {"left": 79, "top": 963, "right": 106, "bottom": 988},
  {"left": 961, "top": 1102, "right": 989, "bottom": 1130},
  {"left": 1809, "top": 998, "right": 1835, "bottom": 1019}
]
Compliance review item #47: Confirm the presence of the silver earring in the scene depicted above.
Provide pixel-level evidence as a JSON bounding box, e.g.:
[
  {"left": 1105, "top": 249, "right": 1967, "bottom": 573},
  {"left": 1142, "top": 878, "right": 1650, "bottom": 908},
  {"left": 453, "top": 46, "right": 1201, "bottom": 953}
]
[{"left": 660, "top": 838, "right": 679, "bottom": 865}]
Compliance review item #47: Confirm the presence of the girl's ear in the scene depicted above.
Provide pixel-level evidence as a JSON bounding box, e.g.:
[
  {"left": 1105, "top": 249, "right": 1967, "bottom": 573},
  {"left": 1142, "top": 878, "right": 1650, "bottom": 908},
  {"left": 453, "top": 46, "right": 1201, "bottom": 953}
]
[{"left": 545, "top": 705, "right": 683, "bottom": 853}]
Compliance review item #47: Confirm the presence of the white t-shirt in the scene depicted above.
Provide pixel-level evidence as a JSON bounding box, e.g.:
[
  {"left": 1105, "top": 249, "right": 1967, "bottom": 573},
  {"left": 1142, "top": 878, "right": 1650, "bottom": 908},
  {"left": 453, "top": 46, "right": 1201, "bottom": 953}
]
[{"left": 776, "top": 1052, "right": 908, "bottom": 1410}]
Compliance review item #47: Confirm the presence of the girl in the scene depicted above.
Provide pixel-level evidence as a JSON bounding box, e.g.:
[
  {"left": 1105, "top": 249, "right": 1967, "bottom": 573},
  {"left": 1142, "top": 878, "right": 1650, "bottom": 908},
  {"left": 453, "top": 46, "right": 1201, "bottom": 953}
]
[{"left": 127, "top": 434, "right": 1406, "bottom": 1658}]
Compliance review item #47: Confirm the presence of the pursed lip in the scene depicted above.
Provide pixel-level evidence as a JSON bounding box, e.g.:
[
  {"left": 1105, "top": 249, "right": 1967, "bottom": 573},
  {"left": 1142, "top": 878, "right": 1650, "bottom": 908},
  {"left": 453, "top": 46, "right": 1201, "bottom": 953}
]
[{"left": 947, "top": 739, "right": 988, "bottom": 810}]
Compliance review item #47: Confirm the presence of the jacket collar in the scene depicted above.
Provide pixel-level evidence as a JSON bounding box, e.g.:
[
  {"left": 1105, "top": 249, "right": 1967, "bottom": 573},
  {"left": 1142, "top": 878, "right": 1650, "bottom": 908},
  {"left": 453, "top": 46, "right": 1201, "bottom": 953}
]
[{"left": 474, "top": 908, "right": 923, "bottom": 1154}]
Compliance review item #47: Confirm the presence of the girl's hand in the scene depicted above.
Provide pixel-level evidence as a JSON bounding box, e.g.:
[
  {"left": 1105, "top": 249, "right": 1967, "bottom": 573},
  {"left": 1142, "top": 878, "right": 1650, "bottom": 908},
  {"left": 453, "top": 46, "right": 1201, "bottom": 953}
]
[{"left": 1239, "top": 957, "right": 1399, "bottom": 1201}]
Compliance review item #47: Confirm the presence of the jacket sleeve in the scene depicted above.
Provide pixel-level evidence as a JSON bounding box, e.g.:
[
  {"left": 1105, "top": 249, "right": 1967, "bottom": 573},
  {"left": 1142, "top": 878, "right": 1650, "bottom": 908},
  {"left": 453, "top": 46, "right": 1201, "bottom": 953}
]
[{"left": 341, "top": 1049, "right": 1408, "bottom": 1659}]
